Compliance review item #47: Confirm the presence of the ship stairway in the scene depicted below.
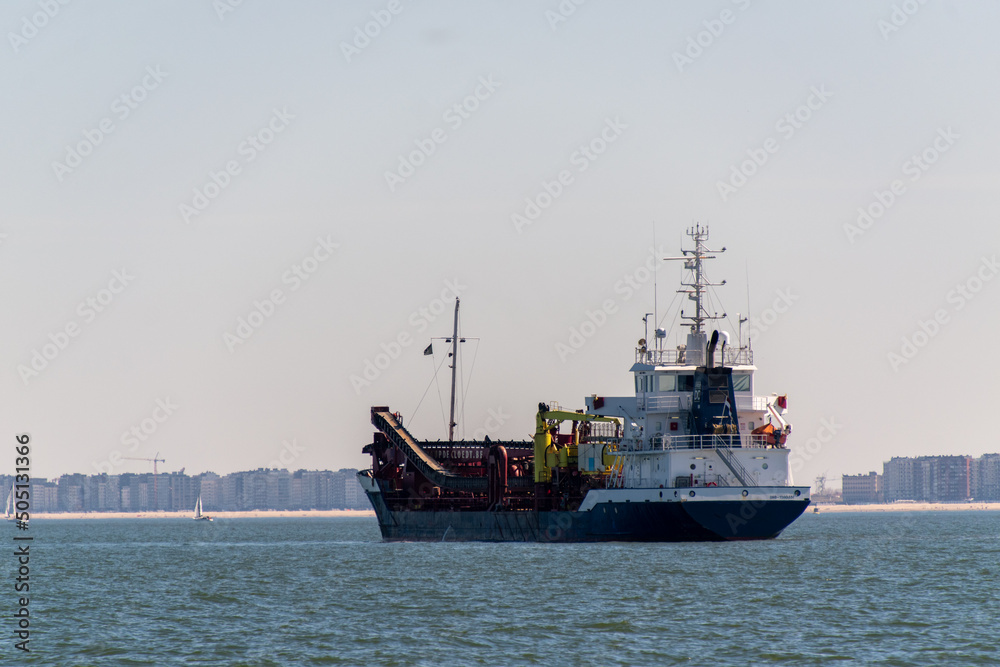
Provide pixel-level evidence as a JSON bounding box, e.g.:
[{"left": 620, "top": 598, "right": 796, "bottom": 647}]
[
  {"left": 606, "top": 455, "right": 628, "bottom": 489},
  {"left": 712, "top": 436, "right": 756, "bottom": 487}
]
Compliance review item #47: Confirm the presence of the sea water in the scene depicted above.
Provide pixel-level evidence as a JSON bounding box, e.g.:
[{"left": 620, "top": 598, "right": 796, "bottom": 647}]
[{"left": 1, "top": 512, "right": 998, "bottom": 665}]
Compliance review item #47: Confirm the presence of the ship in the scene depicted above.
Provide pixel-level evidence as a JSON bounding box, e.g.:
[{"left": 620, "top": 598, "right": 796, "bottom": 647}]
[{"left": 358, "top": 226, "right": 810, "bottom": 541}]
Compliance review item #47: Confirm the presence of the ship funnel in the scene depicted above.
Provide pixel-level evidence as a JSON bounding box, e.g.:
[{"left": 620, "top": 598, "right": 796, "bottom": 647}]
[{"left": 706, "top": 330, "right": 719, "bottom": 368}]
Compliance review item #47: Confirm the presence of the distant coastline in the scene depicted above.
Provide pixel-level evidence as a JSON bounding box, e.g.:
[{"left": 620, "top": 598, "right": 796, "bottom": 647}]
[
  {"left": 28, "top": 509, "right": 375, "bottom": 520},
  {"left": 814, "top": 502, "right": 1000, "bottom": 513}
]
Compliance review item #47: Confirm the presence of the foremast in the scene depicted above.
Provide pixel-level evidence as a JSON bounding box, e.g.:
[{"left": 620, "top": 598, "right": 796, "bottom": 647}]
[{"left": 662, "top": 224, "right": 728, "bottom": 366}]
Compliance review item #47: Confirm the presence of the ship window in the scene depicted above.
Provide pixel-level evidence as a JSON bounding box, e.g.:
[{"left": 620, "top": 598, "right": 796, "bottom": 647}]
[
  {"left": 655, "top": 374, "right": 676, "bottom": 392},
  {"left": 677, "top": 375, "right": 694, "bottom": 391},
  {"left": 635, "top": 375, "right": 640, "bottom": 393},
  {"left": 732, "top": 373, "right": 750, "bottom": 392}
]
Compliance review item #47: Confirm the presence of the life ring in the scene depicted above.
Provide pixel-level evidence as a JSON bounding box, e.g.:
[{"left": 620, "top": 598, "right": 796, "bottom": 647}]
[{"left": 705, "top": 482, "right": 717, "bottom": 487}]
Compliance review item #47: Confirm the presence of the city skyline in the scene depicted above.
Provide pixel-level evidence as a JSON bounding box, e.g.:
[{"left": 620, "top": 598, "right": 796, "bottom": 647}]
[{"left": 2, "top": 466, "right": 368, "bottom": 513}]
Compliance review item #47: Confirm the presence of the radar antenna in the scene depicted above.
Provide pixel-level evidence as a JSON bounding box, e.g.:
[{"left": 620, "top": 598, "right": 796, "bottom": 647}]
[{"left": 662, "top": 224, "right": 726, "bottom": 334}]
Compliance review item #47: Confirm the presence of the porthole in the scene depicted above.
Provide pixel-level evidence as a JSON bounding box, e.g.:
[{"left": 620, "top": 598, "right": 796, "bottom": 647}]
[
  {"left": 794, "top": 490, "right": 801, "bottom": 497},
  {"left": 689, "top": 490, "right": 695, "bottom": 497},
  {"left": 762, "top": 463, "right": 769, "bottom": 470},
  {"left": 690, "top": 464, "right": 696, "bottom": 470},
  {"left": 741, "top": 490, "right": 749, "bottom": 498}
]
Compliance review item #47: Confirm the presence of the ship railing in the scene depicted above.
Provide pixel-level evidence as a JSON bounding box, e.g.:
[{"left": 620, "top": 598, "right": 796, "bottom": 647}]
[
  {"left": 723, "top": 347, "right": 753, "bottom": 365},
  {"left": 635, "top": 347, "right": 753, "bottom": 366},
  {"left": 579, "top": 421, "right": 622, "bottom": 441},
  {"left": 735, "top": 395, "right": 769, "bottom": 411},
  {"left": 638, "top": 394, "right": 692, "bottom": 411},
  {"left": 638, "top": 394, "right": 766, "bottom": 412},
  {"left": 617, "top": 434, "right": 773, "bottom": 452}
]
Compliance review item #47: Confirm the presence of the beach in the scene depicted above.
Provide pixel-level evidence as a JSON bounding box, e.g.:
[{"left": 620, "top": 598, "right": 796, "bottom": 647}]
[
  {"left": 813, "top": 502, "right": 1000, "bottom": 513},
  {"left": 28, "top": 509, "right": 376, "bottom": 520}
]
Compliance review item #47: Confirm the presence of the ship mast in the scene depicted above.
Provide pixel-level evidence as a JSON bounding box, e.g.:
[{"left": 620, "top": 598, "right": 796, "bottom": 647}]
[
  {"left": 674, "top": 224, "right": 726, "bottom": 334},
  {"left": 661, "top": 225, "right": 726, "bottom": 366},
  {"left": 448, "top": 298, "right": 460, "bottom": 441}
]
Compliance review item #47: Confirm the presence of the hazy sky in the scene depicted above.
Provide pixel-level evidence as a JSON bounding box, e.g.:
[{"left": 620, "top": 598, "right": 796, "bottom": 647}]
[{"left": 2, "top": 1, "right": 998, "bottom": 488}]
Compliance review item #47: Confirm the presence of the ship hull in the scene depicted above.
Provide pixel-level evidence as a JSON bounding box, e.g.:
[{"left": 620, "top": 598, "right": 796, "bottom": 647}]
[{"left": 363, "top": 485, "right": 810, "bottom": 543}]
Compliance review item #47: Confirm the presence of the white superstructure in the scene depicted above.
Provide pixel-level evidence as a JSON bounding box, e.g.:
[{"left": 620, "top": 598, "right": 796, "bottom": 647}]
[{"left": 584, "top": 225, "right": 797, "bottom": 493}]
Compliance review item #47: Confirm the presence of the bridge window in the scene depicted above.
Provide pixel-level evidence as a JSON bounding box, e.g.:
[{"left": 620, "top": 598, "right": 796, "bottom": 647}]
[
  {"left": 708, "top": 375, "right": 728, "bottom": 389},
  {"left": 732, "top": 373, "right": 750, "bottom": 392},
  {"left": 677, "top": 375, "right": 694, "bottom": 391},
  {"left": 655, "top": 374, "right": 676, "bottom": 392}
]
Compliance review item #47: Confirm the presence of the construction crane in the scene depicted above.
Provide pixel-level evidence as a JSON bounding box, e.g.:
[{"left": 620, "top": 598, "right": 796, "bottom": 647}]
[
  {"left": 123, "top": 453, "right": 166, "bottom": 510},
  {"left": 814, "top": 474, "right": 827, "bottom": 496}
]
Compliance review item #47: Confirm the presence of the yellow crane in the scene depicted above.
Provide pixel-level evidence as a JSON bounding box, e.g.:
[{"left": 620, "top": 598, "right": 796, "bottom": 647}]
[{"left": 533, "top": 404, "right": 622, "bottom": 483}]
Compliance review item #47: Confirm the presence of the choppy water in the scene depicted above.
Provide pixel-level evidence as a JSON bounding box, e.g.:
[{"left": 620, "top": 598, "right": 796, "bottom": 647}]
[{"left": 1, "top": 512, "right": 998, "bottom": 666}]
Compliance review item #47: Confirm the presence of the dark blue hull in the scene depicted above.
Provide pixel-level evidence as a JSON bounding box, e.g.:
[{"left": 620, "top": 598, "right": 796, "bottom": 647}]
[{"left": 365, "top": 491, "right": 809, "bottom": 542}]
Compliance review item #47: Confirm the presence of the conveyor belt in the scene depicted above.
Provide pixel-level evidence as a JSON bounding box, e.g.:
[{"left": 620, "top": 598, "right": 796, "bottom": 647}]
[
  {"left": 371, "top": 409, "right": 490, "bottom": 492},
  {"left": 371, "top": 408, "right": 534, "bottom": 492}
]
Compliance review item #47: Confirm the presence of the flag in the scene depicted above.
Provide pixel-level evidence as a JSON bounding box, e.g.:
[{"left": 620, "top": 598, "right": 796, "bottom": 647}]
[
  {"left": 776, "top": 395, "right": 787, "bottom": 409},
  {"left": 423, "top": 343, "right": 433, "bottom": 356}
]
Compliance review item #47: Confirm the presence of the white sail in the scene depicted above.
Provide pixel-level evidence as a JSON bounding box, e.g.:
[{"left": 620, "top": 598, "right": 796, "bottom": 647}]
[
  {"left": 4, "top": 483, "right": 12, "bottom": 519},
  {"left": 193, "top": 494, "right": 212, "bottom": 521}
]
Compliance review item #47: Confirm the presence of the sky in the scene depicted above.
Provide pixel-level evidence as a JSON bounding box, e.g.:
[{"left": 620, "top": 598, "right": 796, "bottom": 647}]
[{"left": 2, "top": 1, "right": 998, "bottom": 489}]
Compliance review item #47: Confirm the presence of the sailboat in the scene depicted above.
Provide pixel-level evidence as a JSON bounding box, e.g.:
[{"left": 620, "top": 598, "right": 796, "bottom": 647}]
[
  {"left": 193, "top": 495, "right": 213, "bottom": 522},
  {"left": 4, "top": 483, "right": 13, "bottom": 521}
]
